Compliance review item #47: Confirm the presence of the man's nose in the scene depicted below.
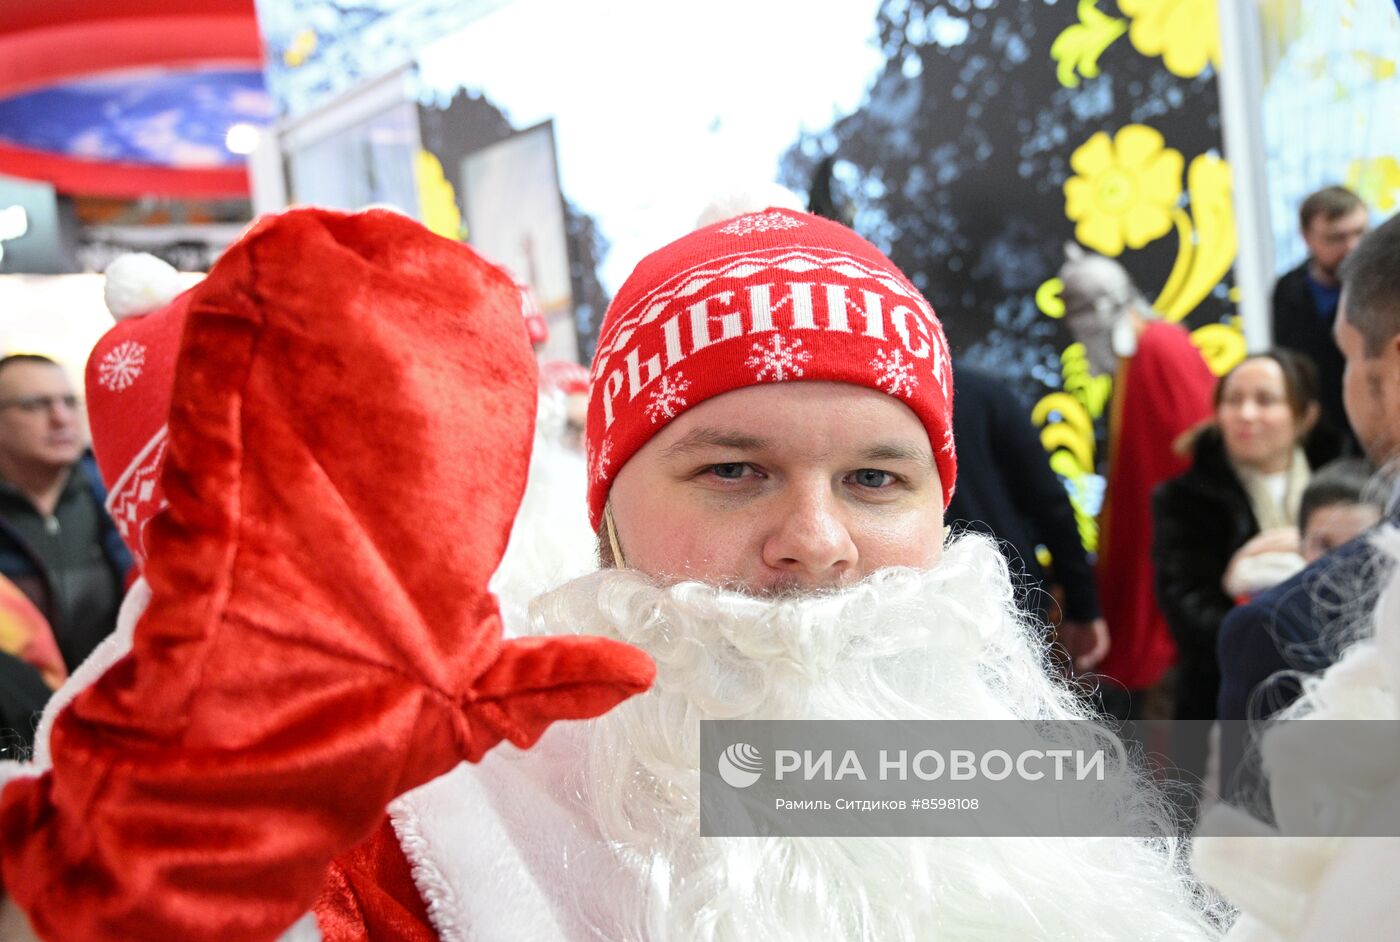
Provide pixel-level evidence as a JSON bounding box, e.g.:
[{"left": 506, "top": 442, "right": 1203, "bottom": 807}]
[{"left": 760, "top": 482, "right": 858, "bottom": 581}]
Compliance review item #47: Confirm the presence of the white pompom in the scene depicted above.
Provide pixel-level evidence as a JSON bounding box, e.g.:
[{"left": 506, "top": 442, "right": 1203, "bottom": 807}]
[
  {"left": 103, "top": 253, "right": 184, "bottom": 320},
  {"left": 695, "top": 183, "right": 806, "bottom": 228}
]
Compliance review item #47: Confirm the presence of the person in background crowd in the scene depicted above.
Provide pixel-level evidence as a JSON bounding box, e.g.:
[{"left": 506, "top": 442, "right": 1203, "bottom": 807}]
[
  {"left": 0, "top": 355, "right": 130, "bottom": 673},
  {"left": 946, "top": 361, "right": 1108, "bottom": 673},
  {"left": 1298, "top": 458, "right": 1386, "bottom": 564},
  {"left": 1272, "top": 185, "right": 1370, "bottom": 455},
  {"left": 1152, "top": 350, "right": 1332, "bottom": 815},
  {"left": 1216, "top": 457, "right": 1383, "bottom": 605},
  {"left": 1058, "top": 246, "right": 1216, "bottom": 720},
  {"left": 1217, "top": 213, "right": 1400, "bottom": 803}
]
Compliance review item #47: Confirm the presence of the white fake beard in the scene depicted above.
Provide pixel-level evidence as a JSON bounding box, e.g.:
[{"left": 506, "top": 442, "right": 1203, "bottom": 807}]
[{"left": 528, "top": 534, "right": 1222, "bottom": 942}]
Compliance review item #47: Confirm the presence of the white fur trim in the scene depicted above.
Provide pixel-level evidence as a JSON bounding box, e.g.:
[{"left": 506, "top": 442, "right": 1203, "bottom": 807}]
[
  {"left": 103, "top": 253, "right": 184, "bottom": 320},
  {"left": 391, "top": 760, "right": 571, "bottom": 942},
  {"left": 393, "top": 737, "right": 619, "bottom": 942},
  {"left": 388, "top": 785, "right": 469, "bottom": 942}
]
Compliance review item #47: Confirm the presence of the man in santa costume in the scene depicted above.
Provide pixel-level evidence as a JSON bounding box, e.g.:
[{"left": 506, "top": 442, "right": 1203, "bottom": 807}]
[
  {"left": 324, "top": 207, "right": 1223, "bottom": 940},
  {"left": 2, "top": 207, "right": 1221, "bottom": 940}
]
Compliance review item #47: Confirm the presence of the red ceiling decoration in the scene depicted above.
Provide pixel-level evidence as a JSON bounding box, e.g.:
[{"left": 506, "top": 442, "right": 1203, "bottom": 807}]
[{"left": 0, "top": 0, "right": 262, "bottom": 197}]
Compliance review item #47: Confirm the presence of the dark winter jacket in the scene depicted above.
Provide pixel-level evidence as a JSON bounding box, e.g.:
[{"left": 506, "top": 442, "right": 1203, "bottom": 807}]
[
  {"left": 1272, "top": 261, "right": 1358, "bottom": 455},
  {"left": 1152, "top": 430, "right": 1261, "bottom": 675},
  {"left": 947, "top": 365, "right": 1100, "bottom": 623},
  {"left": 0, "top": 651, "right": 51, "bottom": 755},
  {"left": 0, "top": 453, "right": 132, "bottom": 672}
]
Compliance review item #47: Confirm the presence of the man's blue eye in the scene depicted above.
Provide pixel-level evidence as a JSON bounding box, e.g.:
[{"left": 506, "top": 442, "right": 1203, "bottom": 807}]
[
  {"left": 853, "top": 469, "right": 894, "bottom": 488},
  {"left": 712, "top": 463, "right": 747, "bottom": 479}
]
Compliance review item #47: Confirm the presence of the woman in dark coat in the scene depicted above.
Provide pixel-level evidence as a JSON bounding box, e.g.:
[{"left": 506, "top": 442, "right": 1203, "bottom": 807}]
[{"left": 1152, "top": 350, "right": 1334, "bottom": 810}]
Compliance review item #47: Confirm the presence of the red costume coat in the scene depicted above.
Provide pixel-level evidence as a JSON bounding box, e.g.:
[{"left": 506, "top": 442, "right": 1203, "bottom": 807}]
[{"left": 1094, "top": 321, "right": 1215, "bottom": 691}]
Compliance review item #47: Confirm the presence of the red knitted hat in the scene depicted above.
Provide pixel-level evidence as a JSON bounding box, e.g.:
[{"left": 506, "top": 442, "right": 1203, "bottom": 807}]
[
  {"left": 585, "top": 208, "right": 955, "bottom": 530},
  {"left": 85, "top": 253, "right": 192, "bottom": 569}
]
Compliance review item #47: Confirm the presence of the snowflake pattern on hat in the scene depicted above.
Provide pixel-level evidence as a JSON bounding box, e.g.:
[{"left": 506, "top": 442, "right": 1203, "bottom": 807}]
[
  {"left": 591, "top": 437, "right": 613, "bottom": 484},
  {"left": 745, "top": 334, "right": 812, "bottom": 382},
  {"left": 98, "top": 340, "right": 147, "bottom": 392},
  {"left": 645, "top": 373, "right": 692, "bottom": 423},
  {"left": 718, "top": 212, "right": 805, "bottom": 237},
  {"left": 870, "top": 347, "right": 917, "bottom": 397}
]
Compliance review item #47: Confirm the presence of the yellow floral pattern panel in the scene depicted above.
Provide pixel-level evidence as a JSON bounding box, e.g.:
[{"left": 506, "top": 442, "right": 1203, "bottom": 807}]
[
  {"left": 1153, "top": 153, "right": 1237, "bottom": 323},
  {"left": 1032, "top": 343, "right": 1113, "bottom": 553},
  {"left": 1064, "top": 124, "right": 1184, "bottom": 257},
  {"left": 1051, "top": 0, "right": 1129, "bottom": 87},
  {"left": 1347, "top": 156, "right": 1400, "bottom": 213},
  {"left": 1190, "top": 321, "right": 1247, "bottom": 377},
  {"left": 1117, "top": 0, "right": 1220, "bottom": 78}
]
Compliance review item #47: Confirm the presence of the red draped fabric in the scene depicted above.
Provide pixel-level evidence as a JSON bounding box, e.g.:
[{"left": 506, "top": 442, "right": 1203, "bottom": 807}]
[
  {"left": 0, "top": 1, "right": 261, "bottom": 100},
  {"left": 1095, "top": 321, "right": 1216, "bottom": 691},
  {"left": 317, "top": 817, "right": 437, "bottom": 942},
  {"left": 0, "top": 0, "right": 261, "bottom": 196}
]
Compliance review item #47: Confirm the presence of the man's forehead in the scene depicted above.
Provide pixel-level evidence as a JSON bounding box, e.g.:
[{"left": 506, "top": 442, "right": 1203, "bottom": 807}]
[
  {"left": 0, "top": 361, "right": 69, "bottom": 393},
  {"left": 657, "top": 422, "right": 934, "bottom": 465},
  {"left": 1311, "top": 208, "right": 1369, "bottom": 233}
]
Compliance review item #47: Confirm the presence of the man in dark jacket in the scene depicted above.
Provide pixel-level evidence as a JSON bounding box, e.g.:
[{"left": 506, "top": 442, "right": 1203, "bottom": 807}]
[
  {"left": 0, "top": 652, "right": 50, "bottom": 758},
  {"left": 0, "top": 355, "right": 131, "bottom": 675},
  {"left": 1271, "top": 186, "right": 1369, "bottom": 455},
  {"left": 1220, "top": 212, "right": 1400, "bottom": 803},
  {"left": 947, "top": 363, "right": 1107, "bottom": 672}
]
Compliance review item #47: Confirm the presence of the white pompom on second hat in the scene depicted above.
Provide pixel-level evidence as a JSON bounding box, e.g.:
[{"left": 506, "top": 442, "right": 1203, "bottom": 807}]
[{"left": 103, "top": 253, "right": 185, "bottom": 321}]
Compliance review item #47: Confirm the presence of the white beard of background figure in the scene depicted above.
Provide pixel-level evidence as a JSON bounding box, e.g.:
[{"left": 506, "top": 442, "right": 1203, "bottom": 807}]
[{"left": 1058, "top": 244, "right": 1154, "bottom": 377}]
